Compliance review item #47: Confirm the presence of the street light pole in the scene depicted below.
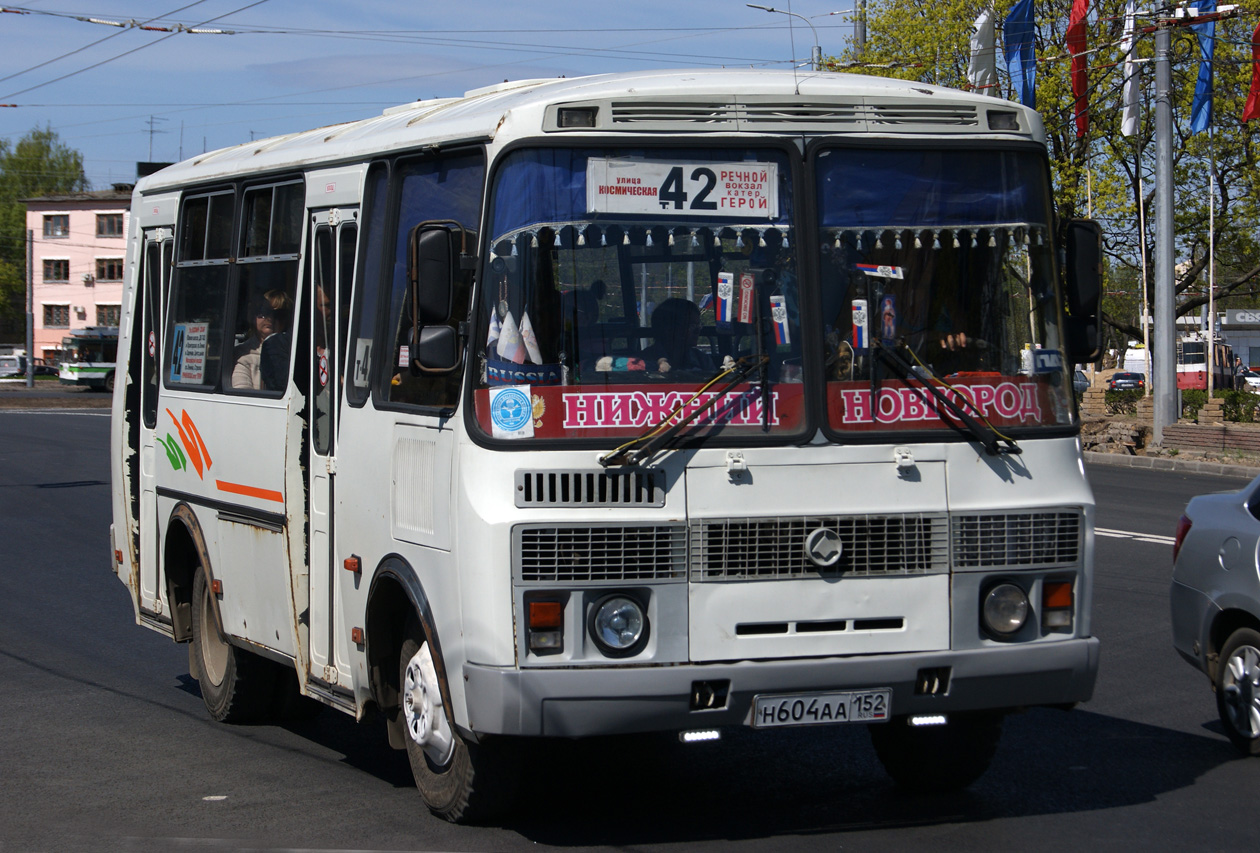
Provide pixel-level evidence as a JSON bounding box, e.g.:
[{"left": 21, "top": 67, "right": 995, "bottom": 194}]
[
  {"left": 747, "top": 4, "right": 823, "bottom": 70},
  {"left": 1153, "top": 20, "right": 1176, "bottom": 442}
]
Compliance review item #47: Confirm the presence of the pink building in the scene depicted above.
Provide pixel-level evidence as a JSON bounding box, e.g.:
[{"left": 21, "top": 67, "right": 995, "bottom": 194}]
[{"left": 24, "top": 186, "right": 132, "bottom": 361}]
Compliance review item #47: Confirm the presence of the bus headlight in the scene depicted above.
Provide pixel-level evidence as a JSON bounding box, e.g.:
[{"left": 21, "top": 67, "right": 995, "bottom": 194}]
[
  {"left": 982, "top": 583, "right": 1029, "bottom": 637},
  {"left": 589, "top": 594, "right": 648, "bottom": 656}
]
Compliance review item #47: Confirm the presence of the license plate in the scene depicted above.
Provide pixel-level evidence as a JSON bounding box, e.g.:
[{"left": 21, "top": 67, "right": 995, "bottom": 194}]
[{"left": 750, "top": 689, "right": 891, "bottom": 728}]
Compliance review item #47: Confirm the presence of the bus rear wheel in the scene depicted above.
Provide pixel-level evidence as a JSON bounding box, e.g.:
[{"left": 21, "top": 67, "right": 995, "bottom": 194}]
[
  {"left": 190, "top": 567, "right": 277, "bottom": 723},
  {"left": 868, "top": 711, "right": 1003, "bottom": 793},
  {"left": 399, "top": 622, "right": 519, "bottom": 823}
]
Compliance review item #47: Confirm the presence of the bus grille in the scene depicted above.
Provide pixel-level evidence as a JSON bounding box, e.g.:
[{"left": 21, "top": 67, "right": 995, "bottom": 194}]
[
  {"left": 952, "top": 510, "right": 1082, "bottom": 568},
  {"left": 607, "top": 100, "right": 978, "bottom": 133},
  {"left": 517, "top": 525, "right": 687, "bottom": 583},
  {"left": 690, "top": 513, "right": 949, "bottom": 581},
  {"left": 515, "top": 469, "right": 665, "bottom": 508}
]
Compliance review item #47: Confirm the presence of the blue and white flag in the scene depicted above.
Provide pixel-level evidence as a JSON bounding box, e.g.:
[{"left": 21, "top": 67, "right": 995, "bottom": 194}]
[
  {"left": 486, "top": 309, "right": 501, "bottom": 354},
  {"left": 1121, "top": 0, "right": 1139, "bottom": 137},
  {"left": 1190, "top": 0, "right": 1216, "bottom": 135},
  {"left": 1003, "top": 0, "right": 1036, "bottom": 108},
  {"left": 968, "top": 9, "right": 998, "bottom": 96}
]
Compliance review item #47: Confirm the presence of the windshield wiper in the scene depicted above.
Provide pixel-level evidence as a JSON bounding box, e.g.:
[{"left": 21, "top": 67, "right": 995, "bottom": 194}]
[
  {"left": 872, "top": 343, "right": 1020, "bottom": 456},
  {"left": 599, "top": 356, "right": 768, "bottom": 468}
]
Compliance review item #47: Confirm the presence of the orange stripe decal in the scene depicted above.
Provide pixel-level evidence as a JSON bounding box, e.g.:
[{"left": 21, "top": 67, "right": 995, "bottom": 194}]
[
  {"left": 184, "top": 411, "right": 213, "bottom": 470},
  {"left": 215, "top": 480, "right": 284, "bottom": 503}
]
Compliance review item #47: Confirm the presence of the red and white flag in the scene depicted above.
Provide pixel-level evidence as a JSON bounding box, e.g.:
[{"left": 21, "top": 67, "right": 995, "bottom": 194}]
[{"left": 1067, "top": 0, "right": 1090, "bottom": 138}]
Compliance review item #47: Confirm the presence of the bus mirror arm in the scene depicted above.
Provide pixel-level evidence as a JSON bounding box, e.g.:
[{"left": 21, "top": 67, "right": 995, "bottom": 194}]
[{"left": 1061, "top": 218, "right": 1103, "bottom": 364}]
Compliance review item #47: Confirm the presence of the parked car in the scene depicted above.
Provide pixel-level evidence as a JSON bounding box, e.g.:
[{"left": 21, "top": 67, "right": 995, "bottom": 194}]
[
  {"left": 0, "top": 355, "right": 57, "bottom": 377},
  {"left": 1107, "top": 371, "right": 1146, "bottom": 391},
  {"left": 1241, "top": 369, "right": 1260, "bottom": 390},
  {"left": 1073, "top": 370, "right": 1089, "bottom": 394},
  {"left": 1171, "top": 476, "right": 1260, "bottom": 754}
]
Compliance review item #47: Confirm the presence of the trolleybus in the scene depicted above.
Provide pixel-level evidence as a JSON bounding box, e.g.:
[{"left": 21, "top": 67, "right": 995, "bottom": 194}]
[
  {"left": 109, "top": 69, "right": 1102, "bottom": 822},
  {"left": 60, "top": 326, "right": 119, "bottom": 391}
]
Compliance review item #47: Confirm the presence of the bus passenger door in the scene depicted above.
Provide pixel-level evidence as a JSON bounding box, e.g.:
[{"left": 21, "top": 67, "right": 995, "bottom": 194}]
[
  {"left": 307, "top": 209, "right": 356, "bottom": 685},
  {"left": 138, "top": 231, "right": 171, "bottom": 616}
]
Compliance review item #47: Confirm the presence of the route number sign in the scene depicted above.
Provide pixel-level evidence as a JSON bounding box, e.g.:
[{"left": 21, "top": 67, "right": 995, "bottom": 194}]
[{"left": 586, "top": 158, "right": 778, "bottom": 218}]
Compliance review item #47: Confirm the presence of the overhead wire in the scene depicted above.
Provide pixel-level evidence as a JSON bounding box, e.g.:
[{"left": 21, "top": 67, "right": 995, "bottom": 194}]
[
  {"left": 0, "top": 0, "right": 272, "bottom": 100},
  {"left": 0, "top": 1, "right": 214, "bottom": 86}
]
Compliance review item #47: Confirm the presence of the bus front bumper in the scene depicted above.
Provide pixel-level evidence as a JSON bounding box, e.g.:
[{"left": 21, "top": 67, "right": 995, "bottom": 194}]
[{"left": 461, "top": 637, "right": 1100, "bottom": 737}]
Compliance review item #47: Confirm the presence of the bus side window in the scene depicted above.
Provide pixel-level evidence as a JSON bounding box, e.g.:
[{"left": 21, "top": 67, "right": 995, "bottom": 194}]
[
  {"left": 167, "top": 192, "right": 233, "bottom": 390},
  {"left": 345, "top": 163, "right": 389, "bottom": 407},
  {"left": 377, "top": 150, "right": 485, "bottom": 411},
  {"left": 140, "top": 240, "right": 164, "bottom": 429},
  {"left": 227, "top": 181, "right": 303, "bottom": 395}
]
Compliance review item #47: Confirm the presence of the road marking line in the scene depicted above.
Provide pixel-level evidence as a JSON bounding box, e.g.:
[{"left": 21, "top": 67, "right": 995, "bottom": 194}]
[
  {"left": 1096, "top": 526, "right": 1176, "bottom": 545},
  {"left": 0, "top": 409, "right": 109, "bottom": 416}
]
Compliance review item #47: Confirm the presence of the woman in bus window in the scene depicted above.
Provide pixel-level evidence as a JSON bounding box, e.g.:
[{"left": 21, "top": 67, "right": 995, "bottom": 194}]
[{"left": 232, "top": 290, "right": 293, "bottom": 390}]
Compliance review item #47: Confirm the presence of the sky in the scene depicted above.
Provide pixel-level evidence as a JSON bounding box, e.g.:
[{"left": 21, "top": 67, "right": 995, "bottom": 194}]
[{"left": 0, "top": 1, "right": 862, "bottom": 190}]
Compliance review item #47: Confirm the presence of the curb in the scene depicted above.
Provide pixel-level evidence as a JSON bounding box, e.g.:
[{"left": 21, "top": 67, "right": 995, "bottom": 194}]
[{"left": 1084, "top": 450, "right": 1258, "bottom": 480}]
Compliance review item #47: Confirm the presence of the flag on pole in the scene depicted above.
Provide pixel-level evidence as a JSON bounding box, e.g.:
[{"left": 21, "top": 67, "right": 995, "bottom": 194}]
[
  {"left": 519, "top": 311, "right": 543, "bottom": 365},
  {"left": 1242, "top": 20, "right": 1260, "bottom": 121},
  {"left": 968, "top": 10, "right": 998, "bottom": 96},
  {"left": 1121, "top": 0, "right": 1139, "bottom": 136},
  {"left": 1067, "top": 0, "right": 1089, "bottom": 138},
  {"left": 496, "top": 310, "right": 525, "bottom": 364},
  {"left": 486, "top": 309, "right": 501, "bottom": 354},
  {"left": 1189, "top": 0, "right": 1216, "bottom": 135},
  {"left": 1003, "top": 0, "right": 1036, "bottom": 108}
]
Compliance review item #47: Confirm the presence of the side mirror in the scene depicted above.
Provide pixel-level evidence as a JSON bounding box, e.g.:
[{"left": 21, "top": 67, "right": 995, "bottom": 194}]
[
  {"left": 407, "top": 220, "right": 476, "bottom": 375},
  {"left": 1062, "top": 218, "right": 1102, "bottom": 363},
  {"left": 409, "top": 225, "right": 457, "bottom": 324},
  {"left": 410, "top": 325, "right": 460, "bottom": 374}
]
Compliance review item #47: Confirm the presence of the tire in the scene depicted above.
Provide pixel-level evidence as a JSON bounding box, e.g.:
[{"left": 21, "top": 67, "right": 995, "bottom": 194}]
[
  {"left": 104, "top": 372, "right": 115, "bottom": 393},
  {"left": 189, "top": 567, "right": 278, "bottom": 723},
  {"left": 869, "top": 711, "right": 1003, "bottom": 793},
  {"left": 1215, "top": 627, "right": 1260, "bottom": 756},
  {"left": 399, "top": 621, "right": 520, "bottom": 823}
]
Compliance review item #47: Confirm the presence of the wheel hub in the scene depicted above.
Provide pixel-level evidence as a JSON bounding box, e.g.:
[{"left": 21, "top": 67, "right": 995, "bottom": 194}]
[
  {"left": 1223, "top": 643, "right": 1260, "bottom": 739},
  {"left": 402, "top": 641, "right": 455, "bottom": 766}
]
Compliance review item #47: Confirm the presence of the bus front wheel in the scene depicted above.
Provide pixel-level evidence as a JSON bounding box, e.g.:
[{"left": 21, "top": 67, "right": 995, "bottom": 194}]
[
  {"left": 190, "top": 567, "right": 277, "bottom": 723},
  {"left": 868, "top": 711, "right": 1003, "bottom": 793},
  {"left": 399, "top": 621, "right": 519, "bottom": 823}
]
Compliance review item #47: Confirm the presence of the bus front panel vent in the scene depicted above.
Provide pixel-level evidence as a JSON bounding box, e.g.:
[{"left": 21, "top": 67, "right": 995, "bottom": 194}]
[
  {"left": 515, "top": 524, "right": 687, "bottom": 583},
  {"left": 951, "top": 509, "right": 1082, "bottom": 569},
  {"left": 515, "top": 469, "right": 665, "bottom": 508}
]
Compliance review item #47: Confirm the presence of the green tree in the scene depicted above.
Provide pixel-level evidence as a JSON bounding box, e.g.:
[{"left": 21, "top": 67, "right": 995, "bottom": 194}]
[
  {"left": 0, "top": 126, "right": 88, "bottom": 338},
  {"left": 830, "top": 0, "right": 1260, "bottom": 353}
]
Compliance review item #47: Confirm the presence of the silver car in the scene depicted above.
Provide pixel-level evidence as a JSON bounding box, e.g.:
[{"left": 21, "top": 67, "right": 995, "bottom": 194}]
[{"left": 1171, "top": 476, "right": 1260, "bottom": 754}]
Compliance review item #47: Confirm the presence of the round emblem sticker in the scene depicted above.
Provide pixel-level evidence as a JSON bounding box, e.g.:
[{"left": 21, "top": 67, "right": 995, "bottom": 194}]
[
  {"left": 318, "top": 352, "right": 329, "bottom": 388},
  {"left": 148, "top": 331, "right": 156, "bottom": 358},
  {"left": 490, "top": 386, "right": 532, "bottom": 437}
]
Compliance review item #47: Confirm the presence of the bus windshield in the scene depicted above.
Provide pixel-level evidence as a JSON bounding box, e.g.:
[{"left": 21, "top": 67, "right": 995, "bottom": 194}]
[
  {"left": 815, "top": 146, "right": 1075, "bottom": 435},
  {"left": 473, "top": 146, "right": 804, "bottom": 442}
]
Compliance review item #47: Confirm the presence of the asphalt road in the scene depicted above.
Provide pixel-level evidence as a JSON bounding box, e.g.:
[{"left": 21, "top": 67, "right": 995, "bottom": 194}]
[{"left": 2, "top": 410, "right": 1258, "bottom": 852}]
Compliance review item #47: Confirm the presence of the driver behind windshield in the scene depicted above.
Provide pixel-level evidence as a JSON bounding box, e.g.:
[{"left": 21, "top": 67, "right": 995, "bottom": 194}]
[{"left": 642, "top": 298, "right": 715, "bottom": 375}]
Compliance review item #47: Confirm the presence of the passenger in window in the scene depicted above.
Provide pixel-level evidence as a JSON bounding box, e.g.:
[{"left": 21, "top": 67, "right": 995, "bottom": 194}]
[
  {"left": 232, "top": 290, "right": 293, "bottom": 390},
  {"left": 641, "top": 298, "right": 714, "bottom": 375},
  {"left": 259, "top": 293, "right": 295, "bottom": 392}
]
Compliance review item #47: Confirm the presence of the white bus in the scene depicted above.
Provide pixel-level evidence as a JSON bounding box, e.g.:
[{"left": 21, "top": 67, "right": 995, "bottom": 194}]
[{"left": 110, "top": 70, "right": 1102, "bottom": 822}]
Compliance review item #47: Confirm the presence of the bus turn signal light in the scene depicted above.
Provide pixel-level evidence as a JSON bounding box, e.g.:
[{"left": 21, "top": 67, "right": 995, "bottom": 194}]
[
  {"left": 1042, "top": 581, "right": 1073, "bottom": 628},
  {"left": 527, "top": 600, "right": 564, "bottom": 652},
  {"left": 529, "top": 601, "right": 563, "bottom": 629}
]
